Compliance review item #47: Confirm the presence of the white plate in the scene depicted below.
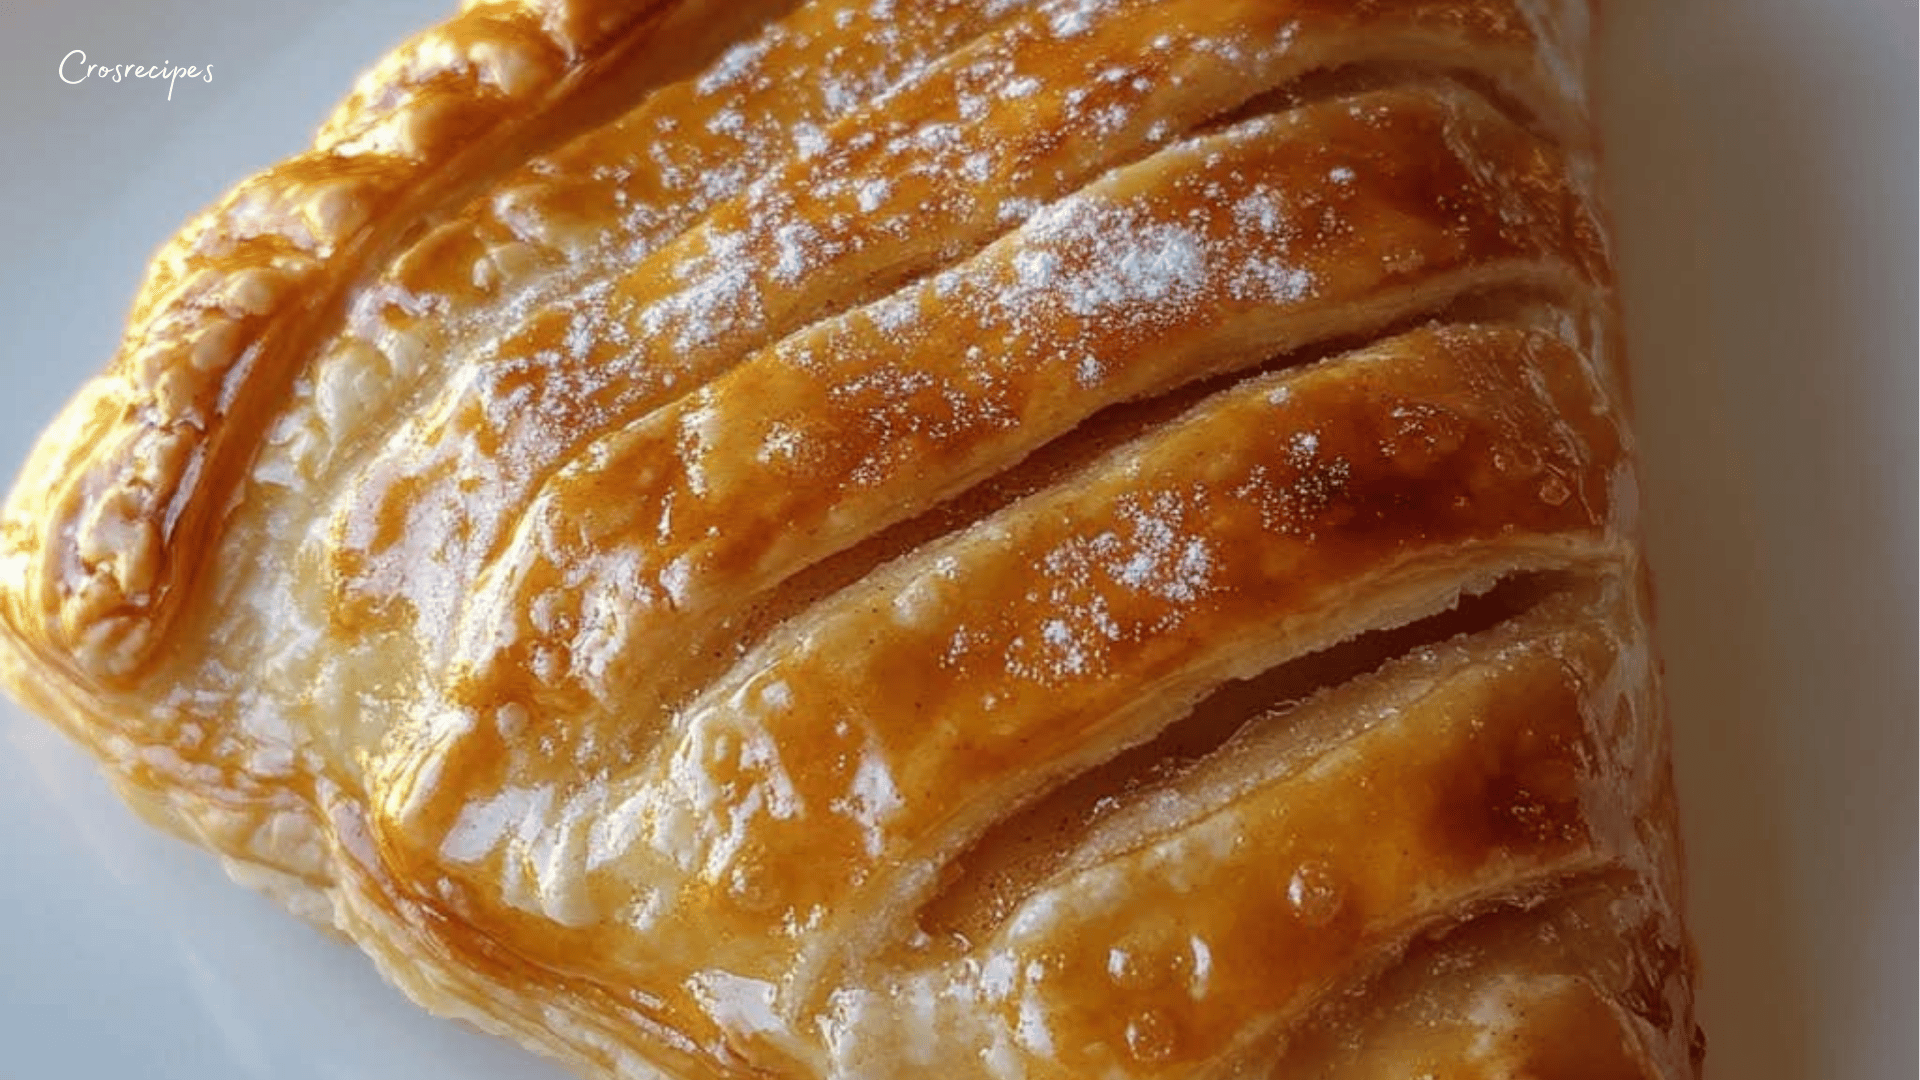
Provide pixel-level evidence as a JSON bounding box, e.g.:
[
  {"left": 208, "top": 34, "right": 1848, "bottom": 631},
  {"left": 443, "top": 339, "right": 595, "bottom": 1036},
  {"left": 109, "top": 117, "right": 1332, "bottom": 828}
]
[{"left": 0, "top": 3, "right": 1912, "bottom": 1078}]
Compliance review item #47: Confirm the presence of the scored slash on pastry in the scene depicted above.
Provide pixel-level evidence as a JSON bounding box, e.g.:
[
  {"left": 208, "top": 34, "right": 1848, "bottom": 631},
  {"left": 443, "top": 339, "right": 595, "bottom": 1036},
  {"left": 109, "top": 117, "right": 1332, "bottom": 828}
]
[{"left": 0, "top": 1, "right": 1702, "bottom": 1079}]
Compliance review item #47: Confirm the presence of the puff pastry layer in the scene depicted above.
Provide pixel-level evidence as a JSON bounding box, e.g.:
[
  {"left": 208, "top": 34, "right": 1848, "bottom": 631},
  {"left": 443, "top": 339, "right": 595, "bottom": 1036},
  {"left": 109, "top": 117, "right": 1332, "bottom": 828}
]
[{"left": 0, "top": 1, "right": 1701, "bottom": 1078}]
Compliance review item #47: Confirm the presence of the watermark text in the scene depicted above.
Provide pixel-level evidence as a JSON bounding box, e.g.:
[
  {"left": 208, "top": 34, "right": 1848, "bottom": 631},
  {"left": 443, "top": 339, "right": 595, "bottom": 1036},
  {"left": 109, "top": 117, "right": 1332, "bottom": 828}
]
[{"left": 60, "top": 50, "right": 212, "bottom": 101}]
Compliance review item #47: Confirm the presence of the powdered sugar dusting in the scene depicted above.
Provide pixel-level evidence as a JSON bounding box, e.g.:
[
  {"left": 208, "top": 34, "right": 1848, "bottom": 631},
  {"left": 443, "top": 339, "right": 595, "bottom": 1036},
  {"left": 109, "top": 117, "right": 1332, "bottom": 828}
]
[
  {"left": 696, "top": 37, "right": 775, "bottom": 98},
  {"left": 1006, "top": 487, "right": 1220, "bottom": 685},
  {"left": 1012, "top": 197, "right": 1211, "bottom": 320},
  {"left": 641, "top": 231, "right": 765, "bottom": 353},
  {"left": 433, "top": 76, "right": 1378, "bottom": 726},
  {"left": 1046, "top": 0, "right": 1115, "bottom": 39}
]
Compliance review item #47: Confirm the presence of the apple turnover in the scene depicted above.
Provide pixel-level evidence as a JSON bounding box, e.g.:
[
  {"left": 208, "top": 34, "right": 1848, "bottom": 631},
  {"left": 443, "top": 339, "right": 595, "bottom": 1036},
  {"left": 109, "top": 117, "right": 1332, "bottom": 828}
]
[{"left": 0, "top": 1, "right": 1702, "bottom": 1077}]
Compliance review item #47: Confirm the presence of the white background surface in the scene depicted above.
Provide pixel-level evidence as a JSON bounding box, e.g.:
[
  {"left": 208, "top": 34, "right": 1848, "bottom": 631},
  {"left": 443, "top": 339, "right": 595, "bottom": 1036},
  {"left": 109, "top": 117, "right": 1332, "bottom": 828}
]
[{"left": 0, "top": 2, "right": 1913, "bottom": 1078}]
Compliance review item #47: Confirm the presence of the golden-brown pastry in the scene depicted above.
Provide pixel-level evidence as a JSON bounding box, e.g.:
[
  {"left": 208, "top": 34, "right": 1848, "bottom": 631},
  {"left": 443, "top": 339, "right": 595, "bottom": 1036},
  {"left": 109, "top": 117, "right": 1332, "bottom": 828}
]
[{"left": 0, "top": 1, "right": 1702, "bottom": 1078}]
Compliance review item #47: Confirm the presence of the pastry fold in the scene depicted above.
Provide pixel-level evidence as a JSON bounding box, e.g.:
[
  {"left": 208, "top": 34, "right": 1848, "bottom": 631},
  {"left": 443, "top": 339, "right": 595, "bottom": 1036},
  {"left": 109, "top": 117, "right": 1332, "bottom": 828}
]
[{"left": 0, "top": 2, "right": 1701, "bottom": 1078}]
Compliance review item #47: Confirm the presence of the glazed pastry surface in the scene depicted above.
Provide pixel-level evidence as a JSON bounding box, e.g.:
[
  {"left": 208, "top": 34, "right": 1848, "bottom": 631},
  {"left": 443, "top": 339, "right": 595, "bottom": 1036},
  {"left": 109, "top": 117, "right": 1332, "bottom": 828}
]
[{"left": 0, "top": 1, "right": 1701, "bottom": 1078}]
